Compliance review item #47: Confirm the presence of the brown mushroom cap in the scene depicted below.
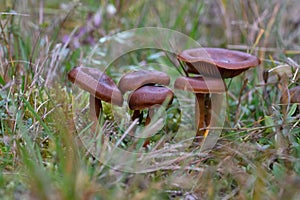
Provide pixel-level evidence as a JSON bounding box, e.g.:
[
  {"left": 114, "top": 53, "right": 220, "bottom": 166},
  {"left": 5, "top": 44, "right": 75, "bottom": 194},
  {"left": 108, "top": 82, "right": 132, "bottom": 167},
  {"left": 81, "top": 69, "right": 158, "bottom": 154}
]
[
  {"left": 68, "top": 66, "right": 123, "bottom": 106},
  {"left": 128, "top": 85, "right": 174, "bottom": 110},
  {"left": 174, "top": 76, "right": 226, "bottom": 93},
  {"left": 290, "top": 86, "right": 300, "bottom": 103},
  {"left": 118, "top": 70, "right": 170, "bottom": 93},
  {"left": 177, "top": 48, "right": 260, "bottom": 78}
]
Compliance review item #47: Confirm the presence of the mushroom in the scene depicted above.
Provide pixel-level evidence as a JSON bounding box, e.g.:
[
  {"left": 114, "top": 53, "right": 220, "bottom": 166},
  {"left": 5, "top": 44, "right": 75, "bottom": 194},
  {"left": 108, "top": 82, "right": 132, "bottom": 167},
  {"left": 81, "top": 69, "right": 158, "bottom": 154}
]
[
  {"left": 118, "top": 70, "right": 170, "bottom": 122},
  {"left": 128, "top": 85, "right": 174, "bottom": 124},
  {"left": 128, "top": 85, "right": 174, "bottom": 146},
  {"left": 177, "top": 47, "right": 260, "bottom": 78},
  {"left": 68, "top": 66, "right": 123, "bottom": 128},
  {"left": 176, "top": 47, "right": 260, "bottom": 143},
  {"left": 118, "top": 69, "right": 170, "bottom": 94},
  {"left": 174, "top": 76, "right": 225, "bottom": 142}
]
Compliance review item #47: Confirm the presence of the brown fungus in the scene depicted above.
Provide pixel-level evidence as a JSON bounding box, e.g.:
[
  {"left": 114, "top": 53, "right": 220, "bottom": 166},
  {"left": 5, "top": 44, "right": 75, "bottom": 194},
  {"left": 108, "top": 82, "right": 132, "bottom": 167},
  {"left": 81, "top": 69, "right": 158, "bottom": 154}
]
[
  {"left": 68, "top": 66, "right": 123, "bottom": 127},
  {"left": 177, "top": 47, "right": 260, "bottom": 78},
  {"left": 118, "top": 70, "right": 170, "bottom": 94},
  {"left": 128, "top": 85, "right": 174, "bottom": 147},
  {"left": 128, "top": 85, "right": 174, "bottom": 126}
]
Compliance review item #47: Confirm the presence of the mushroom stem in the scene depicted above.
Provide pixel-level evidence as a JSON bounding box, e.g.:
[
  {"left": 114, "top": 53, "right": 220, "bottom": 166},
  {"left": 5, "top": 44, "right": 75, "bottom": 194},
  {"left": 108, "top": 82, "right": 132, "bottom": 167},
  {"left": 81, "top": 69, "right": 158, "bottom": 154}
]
[
  {"left": 204, "top": 94, "right": 211, "bottom": 127},
  {"left": 132, "top": 110, "right": 141, "bottom": 122},
  {"left": 130, "top": 109, "right": 150, "bottom": 148},
  {"left": 195, "top": 93, "right": 208, "bottom": 142},
  {"left": 145, "top": 108, "right": 155, "bottom": 126},
  {"left": 142, "top": 108, "right": 155, "bottom": 148},
  {"left": 89, "top": 94, "right": 102, "bottom": 131}
]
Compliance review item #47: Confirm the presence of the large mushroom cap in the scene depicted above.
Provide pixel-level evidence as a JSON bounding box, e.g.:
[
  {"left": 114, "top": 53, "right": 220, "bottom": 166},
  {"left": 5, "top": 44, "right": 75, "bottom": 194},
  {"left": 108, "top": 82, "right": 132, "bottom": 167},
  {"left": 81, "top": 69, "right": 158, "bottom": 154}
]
[
  {"left": 174, "top": 76, "right": 226, "bottom": 93},
  {"left": 68, "top": 66, "right": 123, "bottom": 106},
  {"left": 118, "top": 70, "right": 170, "bottom": 93},
  {"left": 177, "top": 48, "right": 260, "bottom": 78},
  {"left": 128, "top": 85, "right": 174, "bottom": 110}
]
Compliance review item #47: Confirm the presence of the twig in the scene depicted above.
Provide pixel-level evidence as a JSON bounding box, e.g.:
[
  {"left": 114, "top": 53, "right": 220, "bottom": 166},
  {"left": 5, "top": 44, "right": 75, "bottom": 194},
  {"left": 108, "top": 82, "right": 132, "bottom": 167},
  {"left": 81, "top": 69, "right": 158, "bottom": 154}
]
[{"left": 138, "top": 165, "right": 204, "bottom": 173}]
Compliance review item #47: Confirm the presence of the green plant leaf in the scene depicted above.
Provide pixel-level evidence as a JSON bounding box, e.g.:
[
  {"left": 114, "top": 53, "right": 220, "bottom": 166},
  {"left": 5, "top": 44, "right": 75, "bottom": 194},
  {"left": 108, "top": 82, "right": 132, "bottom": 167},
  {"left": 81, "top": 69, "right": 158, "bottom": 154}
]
[
  {"left": 288, "top": 103, "right": 298, "bottom": 117},
  {"left": 0, "top": 75, "right": 5, "bottom": 85}
]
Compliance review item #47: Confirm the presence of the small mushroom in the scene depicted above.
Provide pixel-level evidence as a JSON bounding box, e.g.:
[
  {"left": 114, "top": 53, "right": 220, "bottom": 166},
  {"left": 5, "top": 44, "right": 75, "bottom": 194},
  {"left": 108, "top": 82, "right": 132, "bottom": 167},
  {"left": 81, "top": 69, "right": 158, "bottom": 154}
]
[
  {"left": 68, "top": 66, "right": 123, "bottom": 127},
  {"left": 128, "top": 85, "right": 174, "bottom": 146},
  {"left": 128, "top": 85, "right": 174, "bottom": 125},
  {"left": 177, "top": 47, "right": 260, "bottom": 78},
  {"left": 174, "top": 76, "right": 226, "bottom": 142},
  {"left": 118, "top": 69, "right": 170, "bottom": 94},
  {"left": 118, "top": 70, "right": 171, "bottom": 122}
]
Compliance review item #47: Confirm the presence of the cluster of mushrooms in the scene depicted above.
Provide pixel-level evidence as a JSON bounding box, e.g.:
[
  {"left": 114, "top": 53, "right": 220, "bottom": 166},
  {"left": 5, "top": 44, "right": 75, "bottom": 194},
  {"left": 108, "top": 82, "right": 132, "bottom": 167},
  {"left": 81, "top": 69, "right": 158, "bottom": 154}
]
[{"left": 68, "top": 48, "right": 261, "bottom": 146}]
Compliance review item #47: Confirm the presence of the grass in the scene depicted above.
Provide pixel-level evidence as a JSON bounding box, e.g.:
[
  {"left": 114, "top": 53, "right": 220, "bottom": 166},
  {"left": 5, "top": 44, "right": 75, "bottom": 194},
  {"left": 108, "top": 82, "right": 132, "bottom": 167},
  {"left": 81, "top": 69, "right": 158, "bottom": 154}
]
[{"left": 0, "top": 0, "right": 300, "bottom": 199}]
